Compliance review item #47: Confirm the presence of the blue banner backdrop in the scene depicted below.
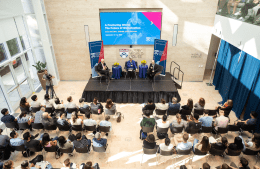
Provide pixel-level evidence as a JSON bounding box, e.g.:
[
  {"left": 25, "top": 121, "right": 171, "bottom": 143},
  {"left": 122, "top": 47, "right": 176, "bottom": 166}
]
[
  {"left": 153, "top": 39, "right": 168, "bottom": 75},
  {"left": 88, "top": 41, "right": 104, "bottom": 78}
]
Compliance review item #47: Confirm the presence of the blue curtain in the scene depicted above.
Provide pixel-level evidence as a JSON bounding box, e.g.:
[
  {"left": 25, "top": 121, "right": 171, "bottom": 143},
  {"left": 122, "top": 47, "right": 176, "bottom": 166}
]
[{"left": 213, "top": 40, "right": 260, "bottom": 117}]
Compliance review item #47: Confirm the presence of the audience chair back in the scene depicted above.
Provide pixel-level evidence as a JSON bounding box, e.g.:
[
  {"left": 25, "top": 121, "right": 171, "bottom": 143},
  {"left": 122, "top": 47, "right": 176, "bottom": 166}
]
[
  {"left": 224, "top": 110, "right": 231, "bottom": 117},
  {"left": 155, "top": 109, "right": 167, "bottom": 116},
  {"left": 18, "top": 123, "right": 30, "bottom": 130},
  {"left": 31, "top": 107, "right": 41, "bottom": 113},
  {"left": 194, "top": 148, "right": 208, "bottom": 155},
  {"left": 226, "top": 148, "right": 242, "bottom": 156},
  {"left": 177, "top": 148, "right": 192, "bottom": 155},
  {"left": 57, "top": 124, "right": 70, "bottom": 131},
  {"left": 159, "top": 149, "right": 174, "bottom": 166},
  {"left": 44, "top": 125, "right": 58, "bottom": 135},
  {"left": 201, "top": 126, "right": 213, "bottom": 133},
  {"left": 206, "top": 109, "right": 217, "bottom": 116},
  {"left": 99, "top": 126, "right": 110, "bottom": 133},
  {"left": 12, "top": 145, "right": 27, "bottom": 152},
  {"left": 72, "top": 125, "right": 83, "bottom": 132},
  {"left": 241, "top": 124, "right": 255, "bottom": 134},
  {"left": 79, "top": 107, "right": 91, "bottom": 115},
  {"left": 28, "top": 147, "right": 43, "bottom": 154},
  {"left": 20, "top": 106, "right": 30, "bottom": 113},
  {"left": 243, "top": 148, "right": 260, "bottom": 155},
  {"left": 55, "top": 108, "right": 65, "bottom": 113},
  {"left": 141, "top": 147, "right": 158, "bottom": 165},
  {"left": 92, "top": 145, "right": 106, "bottom": 153},
  {"left": 216, "top": 127, "right": 228, "bottom": 134},
  {"left": 187, "top": 128, "right": 200, "bottom": 134},
  {"left": 91, "top": 108, "right": 102, "bottom": 115},
  {"left": 5, "top": 122, "right": 17, "bottom": 133},
  {"left": 209, "top": 147, "right": 225, "bottom": 156},
  {"left": 157, "top": 127, "right": 169, "bottom": 133},
  {"left": 84, "top": 125, "right": 96, "bottom": 132},
  {"left": 44, "top": 146, "right": 57, "bottom": 153},
  {"left": 32, "top": 123, "right": 44, "bottom": 130},
  {"left": 67, "top": 108, "right": 78, "bottom": 114},
  {"left": 45, "top": 107, "right": 54, "bottom": 114},
  {"left": 143, "top": 110, "right": 154, "bottom": 116},
  {"left": 170, "top": 127, "right": 184, "bottom": 134},
  {"left": 75, "top": 147, "right": 90, "bottom": 153},
  {"left": 194, "top": 109, "right": 204, "bottom": 116},
  {"left": 181, "top": 109, "right": 192, "bottom": 116},
  {"left": 142, "top": 126, "right": 154, "bottom": 133},
  {"left": 59, "top": 147, "right": 74, "bottom": 154},
  {"left": 167, "top": 109, "right": 179, "bottom": 116},
  {"left": 228, "top": 125, "right": 240, "bottom": 132}
]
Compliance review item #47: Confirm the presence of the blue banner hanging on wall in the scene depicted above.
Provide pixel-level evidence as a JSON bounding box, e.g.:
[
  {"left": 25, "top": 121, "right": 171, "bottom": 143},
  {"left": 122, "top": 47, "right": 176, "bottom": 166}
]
[
  {"left": 88, "top": 41, "right": 104, "bottom": 78},
  {"left": 153, "top": 39, "right": 168, "bottom": 75}
]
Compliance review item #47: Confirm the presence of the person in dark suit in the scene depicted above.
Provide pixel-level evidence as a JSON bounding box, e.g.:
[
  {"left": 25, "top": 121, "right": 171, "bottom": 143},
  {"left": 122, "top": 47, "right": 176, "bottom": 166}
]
[
  {"left": 125, "top": 56, "right": 137, "bottom": 79},
  {"left": 147, "top": 60, "right": 161, "bottom": 82},
  {"left": 97, "top": 59, "right": 110, "bottom": 80}
]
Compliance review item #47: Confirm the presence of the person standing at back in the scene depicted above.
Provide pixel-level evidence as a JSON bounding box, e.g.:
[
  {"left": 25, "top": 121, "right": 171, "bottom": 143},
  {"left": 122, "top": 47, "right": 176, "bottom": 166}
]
[{"left": 42, "top": 69, "right": 55, "bottom": 95}]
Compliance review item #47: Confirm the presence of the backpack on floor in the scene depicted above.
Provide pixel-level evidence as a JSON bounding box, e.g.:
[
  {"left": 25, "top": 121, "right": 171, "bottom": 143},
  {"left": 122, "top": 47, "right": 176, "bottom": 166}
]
[{"left": 116, "top": 112, "right": 122, "bottom": 123}]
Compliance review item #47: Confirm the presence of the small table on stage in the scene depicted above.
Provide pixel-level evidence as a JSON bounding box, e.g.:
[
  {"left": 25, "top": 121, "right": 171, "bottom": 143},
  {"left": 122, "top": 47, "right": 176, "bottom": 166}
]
[
  {"left": 112, "top": 65, "right": 122, "bottom": 79},
  {"left": 139, "top": 65, "right": 148, "bottom": 78}
]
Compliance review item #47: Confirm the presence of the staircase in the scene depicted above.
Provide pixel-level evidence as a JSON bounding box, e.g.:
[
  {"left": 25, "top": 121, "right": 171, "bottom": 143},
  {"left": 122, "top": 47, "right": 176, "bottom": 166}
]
[{"left": 170, "top": 61, "right": 184, "bottom": 89}]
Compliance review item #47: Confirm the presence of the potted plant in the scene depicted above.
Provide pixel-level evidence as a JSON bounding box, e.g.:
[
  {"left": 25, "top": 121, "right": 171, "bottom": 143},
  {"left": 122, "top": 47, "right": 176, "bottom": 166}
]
[{"left": 32, "top": 61, "right": 47, "bottom": 90}]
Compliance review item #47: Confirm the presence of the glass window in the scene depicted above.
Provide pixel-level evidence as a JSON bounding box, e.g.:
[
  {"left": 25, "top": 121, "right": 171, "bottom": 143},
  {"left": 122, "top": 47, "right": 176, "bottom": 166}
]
[
  {"left": 44, "top": 15, "right": 52, "bottom": 45},
  {"left": 26, "top": 15, "right": 42, "bottom": 48},
  {"left": 35, "top": 48, "right": 46, "bottom": 64},
  {"left": 20, "top": 80, "right": 31, "bottom": 97},
  {"left": 20, "top": 35, "right": 30, "bottom": 50},
  {"left": 21, "top": 0, "right": 34, "bottom": 14},
  {"left": 8, "top": 89, "right": 20, "bottom": 107},
  {"left": 0, "top": 65, "right": 16, "bottom": 92},
  {"left": 25, "top": 50, "right": 41, "bottom": 90},
  {"left": 0, "top": 87, "right": 11, "bottom": 119},
  {"left": 6, "top": 38, "right": 20, "bottom": 57},
  {"left": 0, "top": 44, "right": 7, "bottom": 64},
  {"left": 12, "top": 57, "right": 27, "bottom": 83}
]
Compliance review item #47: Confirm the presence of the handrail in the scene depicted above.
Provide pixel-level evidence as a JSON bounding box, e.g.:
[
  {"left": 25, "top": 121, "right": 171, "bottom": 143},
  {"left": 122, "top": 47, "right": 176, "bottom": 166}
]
[
  {"left": 173, "top": 67, "right": 184, "bottom": 89},
  {"left": 170, "top": 61, "right": 180, "bottom": 80}
]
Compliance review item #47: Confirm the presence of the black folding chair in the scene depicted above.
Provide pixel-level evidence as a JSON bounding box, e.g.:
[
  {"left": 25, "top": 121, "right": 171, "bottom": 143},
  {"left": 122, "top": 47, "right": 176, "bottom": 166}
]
[
  {"left": 208, "top": 147, "right": 226, "bottom": 162},
  {"left": 206, "top": 109, "right": 217, "bottom": 116},
  {"left": 91, "top": 108, "right": 103, "bottom": 116},
  {"left": 242, "top": 148, "right": 260, "bottom": 164},
  {"left": 31, "top": 107, "right": 41, "bottom": 113},
  {"left": 72, "top": 125, "right": 83, "bottom": 132},
  {"left": 20, "top": 106, "right": 30, "bottom": 113},
  {"left": 228, "top": 125, "right": 240, "bottom": 133},
  {"left": 79, "top": 107, "right": 91, "bottom": 115},
  {"left": 158, "top": 149, "right": 174, "bottom": 165},
  {"left": 192, "top": 148, "right": 208, "bottom": 164},
  {"left": 59, "top": 147, "right": 74, "bottom": 156},
  {"left": 11, "top": 145, "right": 28, "bottom": 160},
  {"left": 32, "top": 123, "right": 44, "bottom": 130},
  {"left": 175, "top": 149, "right": 192, "bottom": 164},
  {"left": 18, "top": 123, "right": 30, "bottom": 131},
  {"left": 141, "top": 147, "right": 158, "bottom": 165},
  {"left": 99, "top": 126, "right": 111, "bottom": 135},
  {"left": 167, "top": 109, "right": 179, "bottom": 116},
  {"left": 95, "top": 65, "right": 108, "bottom": 83},
  {"left": 156, "top": 127, "right": 169, "bottom": 134},
  {"left": 57, "top": 124, "right": 71, "bottom": 132},
  {"left": 45, "top": 107, "right": 54, "bottom": 114},
  {"left": 214, "top": 127, "right": 228, "bottom": 138},
  {"left": 187, "top": 128, "right": 200, "bottom": 135},
  {"left": 224, "top": 110, "right": 231, "bottom": 117},
  {"left": 55, "top": 108, "right": 65, "bottom": 113},
  {"left": 92, "top": 145, "right": 108, "bottom": 162},
  {"left": 181, "top": 109, "right": 192, "bottom": 116},
  {"left": 43, "top": 146, "right": 58, "bottom": 160},
  {"left": 201, "top": 126, "right": 213, "bottom": 133},
  {"left": 27, "top": 147, "right": 43, "bottom": 160},
  {"left": 224, "top": 148, "right": 242, "bottom": 163},
  {"left": 75, "top": 147, "right": 90, "bottom": 154},
  {"left": 241, "top": 124, "right": 255, "bottom": 137},
  {"left": 141, "top": 126, "right": 155, "bottom": 140},
  {"left": 67, "top": 108, "right": 78, "bottom": 114},
  {"left": 194, "top": 109, "right": 204, "bottom": 116},
  {"left": 5, "top": 122, "right": 17, "bottom": 133},
  {"left": 44, "top": 125, "right": 58, "bottom": 135},
  {"left": 84, "top": 125, "right": 96, "bottom": 132},
  {"left": 155, "top": 109, "right": 167, "bottom": 116},
  {"left": 170, "top": 126, "right": 184, "bottom": 135},
  {"left": 143, "top": 110, "right": 154, "bottom": 116}
]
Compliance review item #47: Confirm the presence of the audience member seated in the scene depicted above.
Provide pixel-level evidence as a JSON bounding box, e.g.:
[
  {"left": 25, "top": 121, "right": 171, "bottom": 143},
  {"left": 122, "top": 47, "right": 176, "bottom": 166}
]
[
  {"left": 156, "top": 115, "right": 170, "bottom": 139},
  {"left": 185, "top": 113, "right": 201, "bottom": 133},
  {"left": 170, "top": 113, "right": 187, "bottom": 133},
  {"left": 105, "top": 99, "right": 116, "bottom": 115},
  {"left": 193, "top": 136, "right": 211, "bottom": 153},
  {"left": 61, "top": 158, "right": 77, "bottom": 169},
  {"left": 99, "top": 116, "right": 112, "bottom": 135},
  {"left": 73, "top": 133, "right": 91, "bottom": 150},
  {"left": 80, "top": 161, "right": 100, "bottom": 169},
  {"left": 30, "top": 159, "right": 52, "bottom": 169},
  {"left": 238, "top": 157, "right": 250, "bottom": 169},
  {"left": 168, "top": 97, "right": 181, "bottom": 114},
  {"left": 3, "top": 160, "right": 14, "bottom": 169},
  {"left": 90, "top": 97, "right": 103, "bottom": 114},
  {"left": 10, "top": 130, "right": 25, "bottom": 147},
  {"left": 194, "top": 98, "right": 205, "bottom": 110},
  {"left": 58, "top": 136, "right": 74, "bottom": 150},
  {"left": 213, "top": 110, "right": 229, "bottom": 134},
  {"left": 23, "top": 132, "right": 43, "bottom": 151},
  {"left": 43, "top": 94, "right": 54, "bottom": 108},
  {"left": 93, "top": 132, "right": 107, "bottom": 148},
  {"left": 66, "top": 96, "right": 78, "bottom": 110},
  {"left": 79, "top": 98, "right": 90, "bottom": 109},
  {"left": 54, "top": 98, "right": 65, "bottom": 110},
  {"left": 142, "top": 98, "right": 156, "bottom": 111},
  {"left": 175, "top": 133, "right": 192, "bottom": 151},
  {"left": 238, "top": 0, "right": 260, "bottom": 20},
  {"left": 20, "top": 97, "right": 31, "bottom": 112},
  {"left": 42, "top": 112, "right": 56, "bottom": 127},
  {"left": 0, "top": 129, "right": 13, "bottom": 157},
  {"left": 235, "top": 111, "right": 258, "bottom": 128},
  {"left": 42, "top": 133, "right": 61, "bottom": 158},
  {"left": 1, "top": 108, "right": 18, "bottom": 128},
  {"left": 216, "top": 100, "right": 233, "bottom": 117},
  {"left": 57, "top": 112, "right": 71, "bottom": 128},
  {"left": 70, "top": 112, "right": 83, "bottom": 125},
  {"left": 83, "top": 113, "right": 97, "bottom": 127},
  {"left": 140, "top": 110, "right": 156, "bottom": 139},
  {"left": 239, "top": 133, "right": 260, "bottom": 151},
  {"left": 17, "top": 111, "right": 33, "bottom": 130},
  {"left": 199, "top": 111, "right": 213, "bottom": 127},
  {"left": 30, "top": 95, "right": 42, "bottom": 108},
  {"left": 180, "top": 98, "right": 193, "bottom": 117},
  {"left": 34, "top": 107, "right": 45, "bottom": 124},
  {"left": 143, "top": 134, "right": 157, "bottom": 149},
  {"left": 226, "top": 136, "right": 244, "bottom": 153},
  {"left": 155, "top": 99, "right": 169, "bottom": 110},
  {"left": 211, "top": 136, "right": 228, "bottom": 151},
  {"left": 159, "top": 138, "right": 173, "bottom": 152}
]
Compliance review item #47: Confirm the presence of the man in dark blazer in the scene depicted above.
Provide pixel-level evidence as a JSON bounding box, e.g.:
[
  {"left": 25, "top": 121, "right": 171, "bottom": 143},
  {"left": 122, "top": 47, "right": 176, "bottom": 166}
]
[
  {"left": 147, "top": 60, "right": 162, "bottom": 81},
  {"left": 97, "top": 59, "right": 110, "bottom": 79}
]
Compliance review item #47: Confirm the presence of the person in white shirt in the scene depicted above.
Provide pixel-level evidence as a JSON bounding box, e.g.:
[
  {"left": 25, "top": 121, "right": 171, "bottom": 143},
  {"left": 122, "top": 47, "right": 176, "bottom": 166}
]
[
  {"left": 213, "top": 110, "right": 229, "bottom": 134},
  {"left": 61, "top": 158, "right": 77, "bottom": 169},
  {"left": 83, "top": 113, "right": 97, "bottom": 127},
  {"left": 156, "top": 115, "right": 170, "bottom": 128},
  {"left": 54, "top": 98, "right": 65, "bottom": 110},
  {"left": 66, "top": 96, "right": 78, "bottom": 109},
  {"left": 70, "top": 112, "right": 82, "bottom": 125},
  {"left": 43, "top": 94, "right": 54, "bottom": 108},
  {"left": 155, "top": 99, "right": 169, "bottom": 110},
  {"left": 99, "top": 116, "right": 112, "bottom": 136},
  {"left": 159, "top": 138, "right": 174, "bottom": 152},
  {"left": 30, "top": 95, "right": 42, "bottom": 108}
]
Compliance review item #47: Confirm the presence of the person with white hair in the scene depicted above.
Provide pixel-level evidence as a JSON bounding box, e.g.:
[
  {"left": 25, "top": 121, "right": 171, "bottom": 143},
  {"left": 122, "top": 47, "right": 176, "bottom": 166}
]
[
  {"left": 125, "top": 56, "right": 137, "bottom": 79},
  {"left": 92, "top": 132, "right": 107, "bottom": 148},
  {"left": 167, "top": 97, "right": 181, "bottom": 115},
  {"left": 34, "top": 107, "right": 46, "bottom": 123},
  {"left": 97, "top": 58, "right": 110, "bottom": 80},
  {"left": 147, "top": 60, "right": 162, "bottom": 82}
]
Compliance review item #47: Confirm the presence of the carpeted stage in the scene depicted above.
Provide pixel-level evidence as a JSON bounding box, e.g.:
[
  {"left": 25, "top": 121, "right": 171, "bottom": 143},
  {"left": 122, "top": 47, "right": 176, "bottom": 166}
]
[{"left": 82, "top": 72, "right": 181, "bottom": 103}]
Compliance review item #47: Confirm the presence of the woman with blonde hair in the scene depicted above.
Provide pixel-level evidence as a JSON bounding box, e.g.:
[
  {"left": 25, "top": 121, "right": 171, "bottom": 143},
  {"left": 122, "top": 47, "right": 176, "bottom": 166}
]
[
  {"left": 194, "top": 98, "right": 205, "bottom": 110},
  {"left": 170, "top": 113, "right": 187, "bottom": 133},
  {"left": 155, "top": 98, "right": 169, "bottom": 110},
  {"left": 216, "top": 99, "right": 233, "bottom": 117}
]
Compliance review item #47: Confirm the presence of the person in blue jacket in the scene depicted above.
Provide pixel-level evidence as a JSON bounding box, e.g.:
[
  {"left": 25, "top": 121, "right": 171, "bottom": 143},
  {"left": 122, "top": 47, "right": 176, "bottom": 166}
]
[{"left": 126, "top": 56, "right": 137, "bottom": 79}]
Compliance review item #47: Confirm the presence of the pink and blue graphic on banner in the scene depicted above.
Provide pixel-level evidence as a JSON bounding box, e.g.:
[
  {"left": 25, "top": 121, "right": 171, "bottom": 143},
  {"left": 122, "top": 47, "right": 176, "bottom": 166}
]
[
  {"left": 153, "top": 39, "right": 168, "bottom": 75},
  {"left": 89, "top": 41, "right": 104, "bottom": 78}
]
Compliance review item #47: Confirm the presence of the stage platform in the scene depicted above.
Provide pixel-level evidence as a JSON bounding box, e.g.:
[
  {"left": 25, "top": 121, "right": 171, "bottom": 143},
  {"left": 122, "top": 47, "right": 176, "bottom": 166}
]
[{"left": 82, "top": 72, "right": 181, "bottom": 103}]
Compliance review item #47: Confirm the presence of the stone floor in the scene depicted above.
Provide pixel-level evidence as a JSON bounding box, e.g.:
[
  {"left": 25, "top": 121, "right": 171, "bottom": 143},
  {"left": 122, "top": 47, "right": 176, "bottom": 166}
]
[{"left": 6, "top": 73, "right": 258, "bottom": 169}]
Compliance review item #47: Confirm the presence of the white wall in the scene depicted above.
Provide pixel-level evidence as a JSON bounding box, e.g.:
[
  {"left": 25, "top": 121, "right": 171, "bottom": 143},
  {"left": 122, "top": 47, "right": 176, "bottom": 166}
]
[
  {"left": 213, "top": 15, "right": 260, "bottom": 59},
  {"left": 0, "top": 0, "right": 23, "bottom": 19}
]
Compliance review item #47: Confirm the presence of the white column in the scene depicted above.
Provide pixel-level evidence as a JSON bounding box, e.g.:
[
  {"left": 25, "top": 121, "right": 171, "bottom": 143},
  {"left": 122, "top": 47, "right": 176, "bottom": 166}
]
[{"left": 31, "top": 0, "right": 59, "bottom": 85}]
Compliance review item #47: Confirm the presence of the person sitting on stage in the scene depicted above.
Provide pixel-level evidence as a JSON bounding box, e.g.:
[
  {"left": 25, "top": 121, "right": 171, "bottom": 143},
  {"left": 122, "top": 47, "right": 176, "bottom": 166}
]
[
  {"left": 125, "top": 56, "right": 137, "bottom": 79},
  {"left": 147, "top": 60, "right": 161, "bottom": 82},
  {"left": 97, "top": 59, "right": 110, "bottom": 80}
]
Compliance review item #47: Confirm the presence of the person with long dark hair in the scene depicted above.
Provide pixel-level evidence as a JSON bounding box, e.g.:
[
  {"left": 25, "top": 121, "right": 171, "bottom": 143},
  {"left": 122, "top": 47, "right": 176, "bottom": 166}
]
[
  {"left": 43, "top": 94, "right": 54, "bottom": 108},
  {"left": 226, "top": 136, "right": 244, "bottom": 153},
  {"left": 239, "top": 133, "right": 260, "bottom": 151},
  {"left": 193, "top": 136, "right": 211, "bottom": 152},
  {"left": 41, "top": 133, "right": 61, "bottom": 159},
  {"left": 20, "top": 97, "right": 30, "bottom": 112},
  {"left": 70, "top": 112, "right": 83, "bottom": 125},
  {"left": 143, "top": 134, "right": 157, "bottom": 149},
  {"left": 17, "top": 111, "right": 33, "bottom": 130},
  {"left": 90, "top": 97, "right": 103, "bottom": 114},
  {"left": 104, "top": 99, "right": 116, "bottom": 115},
  {"left": 58, "top": 136, "right": 74, "bottom": 157},
  {"left": 211, "top": 136, "right": 228, "bottom": 151}
]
